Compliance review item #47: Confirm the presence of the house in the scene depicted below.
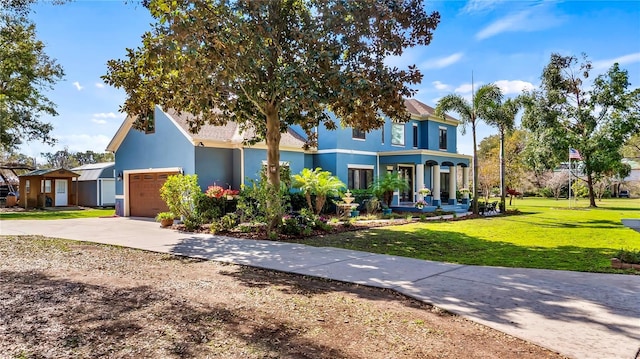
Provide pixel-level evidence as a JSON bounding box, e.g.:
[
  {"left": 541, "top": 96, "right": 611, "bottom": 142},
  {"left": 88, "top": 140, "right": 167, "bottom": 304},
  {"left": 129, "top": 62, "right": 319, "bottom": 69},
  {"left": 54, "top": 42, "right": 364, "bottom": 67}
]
[
  {"left": 314, "top": 99, "right": 471, "bottom": 208},
  {"left": 18, "top": 168, "right": 80, "bottom": 208},
  {"left": 620, "top": 158, "right": 640, "bottom": 195},
  {"left": 71, "top": 162, "right": 116, "bottom": 207},
  {"left": 107, "top": 99, "right": 471, "bottom": 217}
]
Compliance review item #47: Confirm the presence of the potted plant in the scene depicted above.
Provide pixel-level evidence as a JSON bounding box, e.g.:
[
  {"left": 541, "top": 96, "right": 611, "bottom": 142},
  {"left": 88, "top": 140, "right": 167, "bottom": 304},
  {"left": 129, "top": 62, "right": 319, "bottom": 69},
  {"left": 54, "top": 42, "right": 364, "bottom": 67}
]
[
  {"left": 155, "top": 212, "right": 175, "bottom": 228},
  {"left": 414, "top": 199, "right": 427, "bottom": 209},
  {"left": 350, "top": 204, "right": 360, "bottom": 217},
  {"left": 418, "top": 187, "right": 431, "bottom": 197},
  {"left": 370, "top": 172, "right": 409, "bottom": 213}
]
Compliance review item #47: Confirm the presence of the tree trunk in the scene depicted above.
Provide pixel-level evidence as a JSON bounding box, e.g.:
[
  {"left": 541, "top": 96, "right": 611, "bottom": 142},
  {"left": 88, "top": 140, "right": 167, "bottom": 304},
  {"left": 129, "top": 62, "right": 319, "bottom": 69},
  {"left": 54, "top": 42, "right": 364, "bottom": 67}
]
[
  {"left": 315, "top": 195, "right": 325, "bottom": 215},
  {"left": 305, "top": 192, "right": 313, "bottom": 212},
  {"left": 499, "top": 128, "right": 506, "bottom": 211},
  {"left": 586, "top": 171, "right": 597, "bottom": 208},
  {"left": 265, "top": 106, "right": 282, "bottom": 230},
  {"left": 472, "top": 122, "right": 479, "bottom": 215}
]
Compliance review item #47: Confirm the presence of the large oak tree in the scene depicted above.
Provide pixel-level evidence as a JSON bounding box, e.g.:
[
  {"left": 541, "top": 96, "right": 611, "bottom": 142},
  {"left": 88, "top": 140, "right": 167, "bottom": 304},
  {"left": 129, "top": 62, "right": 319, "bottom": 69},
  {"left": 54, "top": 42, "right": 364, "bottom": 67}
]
[
  {"left": 103, "top": 0, "right": 440, "bottom": 227},
  {"left": 0, "top": 0, "right": 64, "bottom": 151},
  {"left": 521, "top": 53, "right": 640, "bottom": 207}
]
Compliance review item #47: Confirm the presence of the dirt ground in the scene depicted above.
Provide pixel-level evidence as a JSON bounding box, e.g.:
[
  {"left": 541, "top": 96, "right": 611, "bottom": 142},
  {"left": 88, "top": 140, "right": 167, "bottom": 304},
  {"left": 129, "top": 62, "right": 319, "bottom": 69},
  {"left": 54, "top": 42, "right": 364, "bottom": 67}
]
[{"left": 0, "top": 236, "right": 566, "bottom": 359}]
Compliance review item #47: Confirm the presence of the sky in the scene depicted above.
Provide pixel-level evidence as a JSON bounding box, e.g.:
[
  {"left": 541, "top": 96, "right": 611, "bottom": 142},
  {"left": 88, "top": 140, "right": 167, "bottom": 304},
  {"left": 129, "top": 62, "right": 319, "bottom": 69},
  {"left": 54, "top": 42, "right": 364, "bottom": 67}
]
[{"left": 19, "top": 0, "right": 640, "bottom": 161}]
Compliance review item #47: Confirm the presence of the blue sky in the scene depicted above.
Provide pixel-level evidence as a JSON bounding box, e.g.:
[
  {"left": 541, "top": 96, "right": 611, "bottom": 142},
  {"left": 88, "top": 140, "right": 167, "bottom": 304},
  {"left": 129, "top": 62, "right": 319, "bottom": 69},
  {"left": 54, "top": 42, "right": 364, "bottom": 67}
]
[{"left": 21, "top": 0, "right": 640, "bottom": 160}]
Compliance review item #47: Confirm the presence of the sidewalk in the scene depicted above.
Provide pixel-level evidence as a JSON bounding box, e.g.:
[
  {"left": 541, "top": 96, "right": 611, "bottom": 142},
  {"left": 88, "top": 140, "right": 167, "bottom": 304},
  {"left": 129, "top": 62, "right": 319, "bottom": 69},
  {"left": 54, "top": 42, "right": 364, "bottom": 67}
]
[{"left": 1, "top": 217, "right": 639, "bottom": 359}]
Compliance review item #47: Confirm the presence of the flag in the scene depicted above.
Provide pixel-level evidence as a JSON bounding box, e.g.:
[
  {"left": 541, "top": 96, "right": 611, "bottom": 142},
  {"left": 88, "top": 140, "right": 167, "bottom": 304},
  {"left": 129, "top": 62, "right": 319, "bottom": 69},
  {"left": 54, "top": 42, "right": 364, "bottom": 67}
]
[{"left": 569, "top": 148, "right": 582, "bottom": 160}]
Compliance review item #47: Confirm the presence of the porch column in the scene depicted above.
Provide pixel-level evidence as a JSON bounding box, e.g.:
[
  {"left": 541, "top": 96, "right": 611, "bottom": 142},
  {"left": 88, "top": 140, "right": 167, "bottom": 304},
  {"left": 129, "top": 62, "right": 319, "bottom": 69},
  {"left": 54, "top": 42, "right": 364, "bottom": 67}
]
[
  {"left": 462, "top": 167, "right": 470, "bottom": 204},
  {"left": 449, "top": 165, "right": 457, "bottom": 205},
  {"left": 432, "top": 164, "right": 441, "bottom": 207},
  {"left": 416, "top": 164, "right": 425, "bottom": 201}
]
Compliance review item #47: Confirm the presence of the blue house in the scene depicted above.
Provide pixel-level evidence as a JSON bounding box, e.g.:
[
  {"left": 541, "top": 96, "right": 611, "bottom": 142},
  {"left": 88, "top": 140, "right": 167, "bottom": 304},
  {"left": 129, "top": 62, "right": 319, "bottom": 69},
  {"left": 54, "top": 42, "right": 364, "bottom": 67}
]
[{"left": 107, "top": 99, "right": 471, "bottom": 217}]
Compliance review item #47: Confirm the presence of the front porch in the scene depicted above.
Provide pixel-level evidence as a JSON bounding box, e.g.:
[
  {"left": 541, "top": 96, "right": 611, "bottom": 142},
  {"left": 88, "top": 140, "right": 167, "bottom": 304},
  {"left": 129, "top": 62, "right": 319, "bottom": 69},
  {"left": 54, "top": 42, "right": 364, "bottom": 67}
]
[{"left": 391, "top": 202, "right": 470, "bottom": 214}]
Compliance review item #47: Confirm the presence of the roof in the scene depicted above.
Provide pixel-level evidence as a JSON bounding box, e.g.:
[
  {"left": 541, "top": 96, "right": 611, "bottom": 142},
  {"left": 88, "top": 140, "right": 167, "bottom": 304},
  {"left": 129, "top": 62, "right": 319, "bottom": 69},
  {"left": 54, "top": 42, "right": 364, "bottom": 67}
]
[
  {"left": 167, "top": 108, "right": 308, "bottom": 149},
  {"left": 404, "top": 99, "right": 459, "bottom": 123},
  {"left": 623, "top": 158, "right": 640, "bottom": 170},
  {"left": 71, "top": 162, "right": 115, "bottom": 181},
  {"left": 19, "top": 168, "right": 80, "bottom": 178}
]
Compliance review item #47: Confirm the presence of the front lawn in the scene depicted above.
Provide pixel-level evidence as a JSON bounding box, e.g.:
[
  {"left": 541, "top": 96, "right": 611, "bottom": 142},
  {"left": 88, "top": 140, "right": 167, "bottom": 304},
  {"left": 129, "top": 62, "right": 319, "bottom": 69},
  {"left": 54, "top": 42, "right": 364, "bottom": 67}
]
[
  {"left": 0, "top": 208, "right": 115, "bottom": 220},
  {"left": 289, "top": 198, "right": 640, "bottom": 273}
]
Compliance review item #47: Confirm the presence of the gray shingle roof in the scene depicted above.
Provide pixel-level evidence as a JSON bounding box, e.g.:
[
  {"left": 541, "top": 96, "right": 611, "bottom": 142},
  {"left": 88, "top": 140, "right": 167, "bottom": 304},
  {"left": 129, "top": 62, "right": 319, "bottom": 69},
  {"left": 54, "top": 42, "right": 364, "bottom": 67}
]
[
  {"left": 166, "top": 109, "right": 308, "bottom": 149},
  {"left": 404, "top": 99, "right": 458, "bottom": 122}
]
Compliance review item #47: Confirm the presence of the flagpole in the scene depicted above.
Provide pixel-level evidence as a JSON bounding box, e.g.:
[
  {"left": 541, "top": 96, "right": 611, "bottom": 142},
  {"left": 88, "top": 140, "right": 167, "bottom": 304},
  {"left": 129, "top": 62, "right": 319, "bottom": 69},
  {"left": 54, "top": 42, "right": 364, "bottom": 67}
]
[{"left": 568, "top": 147, "right": 571, "bottom": 209}]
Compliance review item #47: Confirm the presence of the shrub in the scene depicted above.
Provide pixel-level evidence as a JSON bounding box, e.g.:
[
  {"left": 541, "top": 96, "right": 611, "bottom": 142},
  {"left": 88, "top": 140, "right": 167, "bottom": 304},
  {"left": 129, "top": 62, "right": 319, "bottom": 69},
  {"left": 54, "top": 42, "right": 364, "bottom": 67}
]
[
  {"left": 237, "top": 178, "right": 289, "bottom": 229},
  {"left": 195, "top": 193, "right": 224, "bottom": 223},
  {"left": 613, "top": 249, "right": 640, "bottom": 264},
  {"left": 160, "top": 174, "right": 201, "bottom": 225},
  {"left": 219, "top": 213, "right": 238, "bottom": 231}
]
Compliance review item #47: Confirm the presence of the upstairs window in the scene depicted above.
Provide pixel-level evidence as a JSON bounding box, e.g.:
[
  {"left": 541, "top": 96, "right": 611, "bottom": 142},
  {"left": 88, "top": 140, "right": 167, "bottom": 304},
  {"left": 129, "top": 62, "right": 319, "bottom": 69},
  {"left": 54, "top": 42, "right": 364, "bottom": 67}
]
[
  {"left": 391, "top": 123, "right": 404, "bottom": 146},
  {"left": 352, "top": 127, "right": 366, "bottom": 140},
  {"left": 139, "top": 112, "right": 154, "bottom": 134},
  {"left": 412, "top": 124, "right": 418, "bottom": 148},
  {"left": 381, "top": 126, "right": 385, "bottom": 145},
  {"left": 439, "top": 127, "right": 447, "bottom": 150}
]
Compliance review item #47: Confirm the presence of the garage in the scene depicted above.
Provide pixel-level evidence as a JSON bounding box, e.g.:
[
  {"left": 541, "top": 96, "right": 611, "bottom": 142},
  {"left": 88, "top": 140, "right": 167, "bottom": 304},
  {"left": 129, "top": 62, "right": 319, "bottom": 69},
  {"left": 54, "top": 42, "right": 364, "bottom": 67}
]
[{"left": 128, "top": 171, "right": 177, "bottom": 217}]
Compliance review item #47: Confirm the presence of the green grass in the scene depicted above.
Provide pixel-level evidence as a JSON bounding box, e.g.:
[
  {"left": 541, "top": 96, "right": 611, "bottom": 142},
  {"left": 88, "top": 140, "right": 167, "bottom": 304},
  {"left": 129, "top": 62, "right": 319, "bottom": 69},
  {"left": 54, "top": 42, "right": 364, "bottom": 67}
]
[
  {"left": 294, "top": 198, "right": 640, "bottom": 273},
  {"left": 0, "top": 208, "right": 115, "bottom": 220}
]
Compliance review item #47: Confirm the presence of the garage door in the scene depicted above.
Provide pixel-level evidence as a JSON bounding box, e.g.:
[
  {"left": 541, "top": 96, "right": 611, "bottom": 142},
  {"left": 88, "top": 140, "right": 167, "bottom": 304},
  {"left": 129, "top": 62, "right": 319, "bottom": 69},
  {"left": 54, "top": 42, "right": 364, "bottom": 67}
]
[{"left": 128, "top": 172, "right": 177, "bottom": 217}]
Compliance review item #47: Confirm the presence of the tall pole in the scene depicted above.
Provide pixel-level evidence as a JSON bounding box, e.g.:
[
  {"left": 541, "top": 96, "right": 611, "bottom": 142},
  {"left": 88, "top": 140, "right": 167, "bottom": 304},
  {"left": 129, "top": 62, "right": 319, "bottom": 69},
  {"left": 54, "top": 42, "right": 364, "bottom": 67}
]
[{"left": 568, "top": 147, "right": 571, "bottom": 209}]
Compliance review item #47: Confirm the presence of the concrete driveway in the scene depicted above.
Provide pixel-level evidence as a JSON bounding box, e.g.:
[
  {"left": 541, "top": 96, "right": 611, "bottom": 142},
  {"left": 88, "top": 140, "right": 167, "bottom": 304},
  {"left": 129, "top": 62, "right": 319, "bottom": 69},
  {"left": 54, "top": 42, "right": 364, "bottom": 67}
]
[{"left": 1, "top": 217, "right": 639, "bottom": 359}]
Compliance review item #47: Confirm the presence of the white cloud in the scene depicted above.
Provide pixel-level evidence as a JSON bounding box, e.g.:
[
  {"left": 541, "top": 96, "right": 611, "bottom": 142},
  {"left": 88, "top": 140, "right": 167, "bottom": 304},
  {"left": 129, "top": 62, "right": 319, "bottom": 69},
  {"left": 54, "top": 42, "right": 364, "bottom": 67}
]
[
  {"left": 73, "top": 81, "right": 84, "bottom": 91},
  {"left": 91, "top": 119, "right": 108, "bottom": 125},
  {"left": 432, "top": 81, "right": 452, "bottom": 91},
  {"left": 58, "top": 134, "right": 112, "bottom": 153},
  {"left": 475, "top": 7, "right": 564, "bottom": 40},
  {"left": 592, "top": 52, "right": 640, "bottom": 70},
  {"left": 95, "top": 82, "right": 105, "bottom": 88},
  {"left": 93, "top": 112, "right": 120, "bottom": 119},
  {"left": 461, "top": 0, "right": 506, "bottom": 14},
  {"left": 494, "top": 80, "right": 535, "bottom": 95},
  {"left": 454, "top": 83, "right": 475, "bottom": 94},
  {"left": 421, "top": 52, "right": 464, "bottom": 70}
]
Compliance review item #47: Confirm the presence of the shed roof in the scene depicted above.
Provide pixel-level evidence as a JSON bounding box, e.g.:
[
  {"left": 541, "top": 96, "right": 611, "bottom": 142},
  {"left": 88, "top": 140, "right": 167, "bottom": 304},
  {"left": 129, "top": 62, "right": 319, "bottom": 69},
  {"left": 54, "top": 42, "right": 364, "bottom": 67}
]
[
  {"left": 72, "top": 162, "right": 115, "bottom": 181},
  {"left": 20, "top": 168, "right": 79, "bottom": 178}
]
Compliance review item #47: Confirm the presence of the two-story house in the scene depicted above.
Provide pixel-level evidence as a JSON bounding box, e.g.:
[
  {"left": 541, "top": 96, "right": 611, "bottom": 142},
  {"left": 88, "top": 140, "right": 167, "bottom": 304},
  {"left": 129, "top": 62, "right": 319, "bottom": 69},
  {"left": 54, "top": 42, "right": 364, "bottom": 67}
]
[{"left": 106, "top": 99, "right": 471, "bottom": 217}]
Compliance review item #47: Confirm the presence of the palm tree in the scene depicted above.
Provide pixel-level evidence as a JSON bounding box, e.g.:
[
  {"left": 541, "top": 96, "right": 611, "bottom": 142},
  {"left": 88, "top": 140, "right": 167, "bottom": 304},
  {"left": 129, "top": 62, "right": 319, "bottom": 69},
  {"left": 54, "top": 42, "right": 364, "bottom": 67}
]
[
  {"left": 435, "top": 84, "right": 502, "bottom": 215},
  {"left": 484, "top": 97, "right": 521, "bottom": 212},
  {"left": 292, "top": 168, "right": 345, "bottom": 214},
  {"left": 370, "top": 172, "right": 410, "bottom": 208}
]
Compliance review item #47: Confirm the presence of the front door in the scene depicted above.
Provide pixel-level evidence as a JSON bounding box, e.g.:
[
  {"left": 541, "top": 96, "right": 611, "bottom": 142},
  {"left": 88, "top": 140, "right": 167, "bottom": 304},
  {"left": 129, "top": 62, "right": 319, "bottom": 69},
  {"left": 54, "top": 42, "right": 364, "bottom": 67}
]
[
  {"left": 398, "top": 166, "right": 414, "bottom": 203},
  {"left": 54, "top": 179, "right": 68, "bottom": 206}
]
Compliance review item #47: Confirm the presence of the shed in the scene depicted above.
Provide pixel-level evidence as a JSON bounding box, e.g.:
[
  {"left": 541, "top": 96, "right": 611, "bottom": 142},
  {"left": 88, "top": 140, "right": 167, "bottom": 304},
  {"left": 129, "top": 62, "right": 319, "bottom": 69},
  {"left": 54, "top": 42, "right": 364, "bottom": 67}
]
[
  {"left": 18, "top": 168, "right": 80, "bottom": 208},
  {"left": 71, "top": 162, "right": 116, "bottom": 207}
]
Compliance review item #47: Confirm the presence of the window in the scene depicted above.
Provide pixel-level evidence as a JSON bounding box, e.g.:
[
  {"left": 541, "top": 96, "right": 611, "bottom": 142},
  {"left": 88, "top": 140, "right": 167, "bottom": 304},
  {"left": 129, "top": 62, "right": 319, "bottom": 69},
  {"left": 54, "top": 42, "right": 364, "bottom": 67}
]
[
  {"left": 141, "top": 113, "right": 155, "bottom": 134},
  {"left": 25, "top": 180, "right": 30, "bottom": 194},
  {"left": 348, "top": 168, "right": 374, "bottom": 190},
  {"left": 412, "top": 124, "right": 418, "bottom": 148},
  {"left": 391, "top": 123, "right": 404, "bottom": 145},
  {"left": 381, "top": 126, "right": 385, "bottom": 145},
  {"left": 439, "top": 127, "right": 447, "bottom": 150},
  {"left": 352, "top": 127, "right": 366, "bottom": 140},
  {"left": 42, "top": 179, "right": 52, "bottom": 193}
]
